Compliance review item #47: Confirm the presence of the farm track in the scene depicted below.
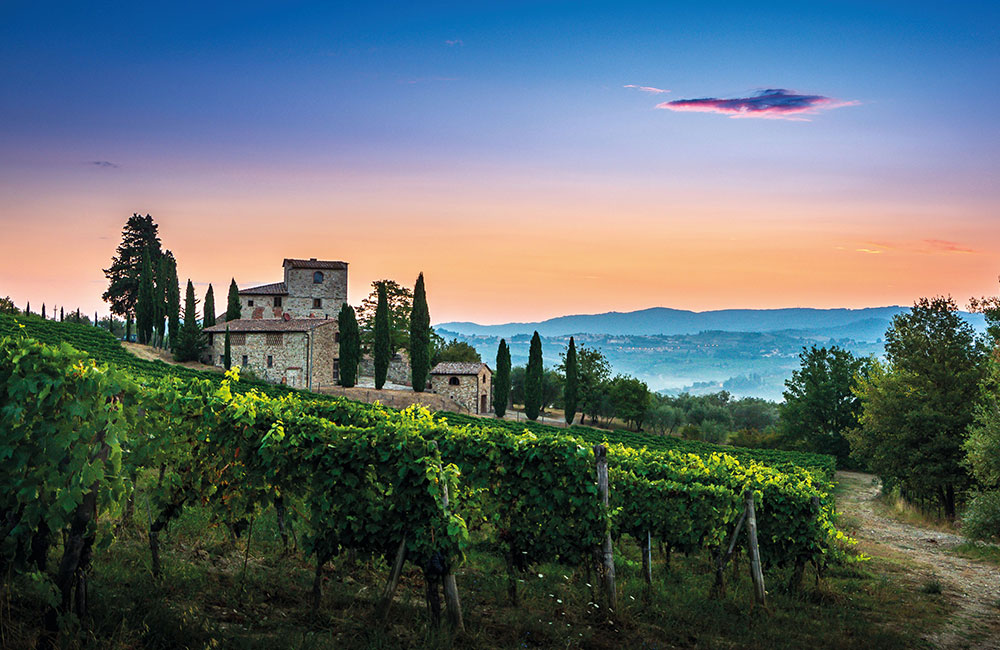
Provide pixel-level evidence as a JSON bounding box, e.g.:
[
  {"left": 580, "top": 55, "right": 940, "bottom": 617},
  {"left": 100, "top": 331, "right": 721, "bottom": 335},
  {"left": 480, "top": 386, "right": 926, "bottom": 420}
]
[{"left": 837, "top": 471, "right": 1000, "bottom": 649}]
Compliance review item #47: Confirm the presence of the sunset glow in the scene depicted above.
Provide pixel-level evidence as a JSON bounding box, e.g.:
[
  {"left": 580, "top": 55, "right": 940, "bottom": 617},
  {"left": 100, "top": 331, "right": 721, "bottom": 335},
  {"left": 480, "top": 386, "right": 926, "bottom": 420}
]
[{"left": 1, "top": 2, "right": 998, "bottom": 324}]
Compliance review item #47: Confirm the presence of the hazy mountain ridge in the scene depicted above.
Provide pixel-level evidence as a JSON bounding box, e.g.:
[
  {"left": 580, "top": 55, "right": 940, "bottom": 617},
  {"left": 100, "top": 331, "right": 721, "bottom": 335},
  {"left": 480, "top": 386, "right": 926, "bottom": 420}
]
[{"left": 435, "top": 307, "right": 987, "bottom": 401}]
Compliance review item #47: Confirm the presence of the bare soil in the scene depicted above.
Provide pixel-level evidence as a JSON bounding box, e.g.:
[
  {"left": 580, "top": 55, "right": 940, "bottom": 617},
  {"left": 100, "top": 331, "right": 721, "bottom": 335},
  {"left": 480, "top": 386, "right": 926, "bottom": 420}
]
[
  {"left": 317, "top": 385, "right": 466, "bottom": 412},
  {"left": 122, "top": 341, "right": 222, "bottom": 372},
  {"left": 837, "top": 471, "right": 1000, "bottom": 649}
]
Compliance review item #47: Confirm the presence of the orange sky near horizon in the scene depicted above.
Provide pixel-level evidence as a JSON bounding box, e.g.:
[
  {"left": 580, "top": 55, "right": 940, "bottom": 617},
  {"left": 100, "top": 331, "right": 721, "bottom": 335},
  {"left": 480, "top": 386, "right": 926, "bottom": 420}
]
[{"left": 1, "top": 167, "right": 996, "bottom": 324}]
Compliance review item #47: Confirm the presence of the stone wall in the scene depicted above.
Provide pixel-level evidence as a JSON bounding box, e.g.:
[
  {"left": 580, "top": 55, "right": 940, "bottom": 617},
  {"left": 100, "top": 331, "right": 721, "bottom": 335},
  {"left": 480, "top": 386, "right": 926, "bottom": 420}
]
[
  {"left": 359, "top": 350, "right": 413, "bottom": 387},
  {"left": 429, "top": 367, "right": 492, "bottom": 414},
  {"left": 284, "top": 266, "right": 347, "bottom": 320},
  {"left": 204, "top": 322, "right": 339, "bottom": 391},
  {"left": 241, "top": 295, "right": 285, "bottom": 320}
]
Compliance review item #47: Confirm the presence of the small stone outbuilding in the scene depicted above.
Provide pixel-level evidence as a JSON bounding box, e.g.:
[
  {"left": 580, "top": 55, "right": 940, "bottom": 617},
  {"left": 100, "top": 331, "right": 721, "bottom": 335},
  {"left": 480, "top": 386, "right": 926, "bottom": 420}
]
[{"left": 430, "top": 362, "right": 492, "bottom": 414}]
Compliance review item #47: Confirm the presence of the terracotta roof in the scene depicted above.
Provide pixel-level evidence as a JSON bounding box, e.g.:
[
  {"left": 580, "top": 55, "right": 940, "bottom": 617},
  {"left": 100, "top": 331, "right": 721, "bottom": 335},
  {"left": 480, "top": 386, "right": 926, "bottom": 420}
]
[
  {"left": 239, "top": 282, "right": 287, "bottom": 295},
  {"left": 430, "top": 362, "right": 491, "bottom": 376},
  {"left": 204, "top": 318, "right": 336, "bottom": 333},
  {"left": 283, "top": 258, "right": 348, "bottom": 270}
]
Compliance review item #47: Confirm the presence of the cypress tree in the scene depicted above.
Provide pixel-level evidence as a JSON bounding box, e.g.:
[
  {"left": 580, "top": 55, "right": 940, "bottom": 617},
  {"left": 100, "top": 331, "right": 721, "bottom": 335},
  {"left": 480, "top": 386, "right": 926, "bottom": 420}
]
[
  {"left": 409, "top": 273, "right": 431, "bottom": 392},
  {"left": 25, "top": 302, "right": 30, "bottom": 316},
  {"left": 226, "top": 278, "right": 241, "bottom": 322},
  {"left": 41, "top": 303, "right": 46, "bottom": 319},
  {"left": 136, "top": 251, "right": 155, "bottom": 344},
  {"left": 564, "top": 336, "right": 578, "bottom": 425},
  {"left": 525, "top": 331, "right": 543, "bottom": 421},
  {"left": 126, "top": 315, "right": 132, "bottom": 341},
  {"left": 94, "top": 311, "right": 98, "bottom": 327},
  {"left": 223, "top": 326, "right": 232, "bottom": 370},
  {"left": 338, "top": 303, "right": 360, "bottom": 387},
  {"left": 203, "top": 284, "right": 216, "bottom": 327},
  {"left": 373, "top": 283, "right": 390, "bottom": 390},
  {"left": 174, "top": 279, "right": 205, "bottom": 362},
  {"left": 493, "top": 339, "right": 511, "bottom": 418},
  {"left": 163, "top": 256, "right": 180, "bottom": 350},
  {"left": 60, "top": 307, "right": 64, "bottom": 322},
  {"left": 154, "top": 252, "right": 173, "bottom": 347}
]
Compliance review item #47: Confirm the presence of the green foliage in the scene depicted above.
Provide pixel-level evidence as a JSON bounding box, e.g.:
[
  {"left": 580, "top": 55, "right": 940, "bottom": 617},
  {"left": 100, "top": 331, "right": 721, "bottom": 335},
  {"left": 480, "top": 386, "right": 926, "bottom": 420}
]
[
  {"left": 173, "top": 280, "right": 206, "bottom": 363},
  {"left": 337, "top": 303, "right": 360, "bottom": 387},
  {"left": 558, "top": 343, "right": 610, "bottom": 424},
  {"left": 164, "top": 254, "right": 180, "bottom": 351},
  {"left": 963, "top": 353, "right": 1000, "bottom": 541},
  {"left": 563, "top": 337, "right": 578, "bottom": 425},
  {"left": 226, "top": 278, "right": 241, "bottom": 322},
  {"left": 135, "top": 251, "right": 155, "bottom": 344},
  {"left": 102, "top": 213, "right": 162, "bottom": 320},
  {"left": 0, "top": 296, "right": 17, "bottom": 315},
  {"left": 373, "top": 283, "right": 390, "bottom": 389},
  {"left": 493, "top": 339, "right": 511, "bottom": 417},
  {"left": 202, "top": 284, "right": 216, "bottom": 328},
  {"left": 433, "top": 339, "right": 481, "bottom": 364},
  {"left": 358, "top": 279, "right": 412, "bottom": 354},
  {"left": 524, "top": 332, "right": 543, "bottom": 421},
  {"left": 850, "top": 297, "right": 986, "bottom": 518},
  {"left": 409, "top": 273, "right": 431, "bottom": 392},
  {"left": 781, "top": 346, "right": 868, "bottom": 468},
  {"left": 608, "top": 374, "right": 649, "bottom": 430}
]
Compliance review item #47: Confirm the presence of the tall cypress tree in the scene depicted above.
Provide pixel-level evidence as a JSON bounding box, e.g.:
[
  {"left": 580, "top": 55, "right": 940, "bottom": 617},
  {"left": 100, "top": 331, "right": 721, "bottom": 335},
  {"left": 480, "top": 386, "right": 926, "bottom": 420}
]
[
  {"left": 373, "top": 283, "right": 391, "bottom": 390},
  {"left": 226, "top": 278, "right": 241, "bottom": 322},
  {"left": 409, "top": 273, "right": 431, "bottom": 392},
  {"left": 165, "top": 257, "right": 180, "bottom": 351},
  {"left": 60, "top": 307, "right": 64, "bottom": 322},
  {"left": 41, "top": 303, "right": 46, "bottom": 319},
  {"left": 203, "top": 284, "right": 216, "bottom": 327},
  {"left": 136, "top": 251, "right": 155, "bottom": 344},
  {"left": 338, "top": 303, "right": 360, "bottom": 387},
  {"left": 154, "top": 251, "right": 173, "bottom": 347},
  {"left": 525, "top": 331, "right": 543, "bottom": 421},
  {"left": 493, "top": 339, "right": 511, "bottom": 418},
  {"left": 174, "top": 279, "right": 206, "bottom": 362},
  {"left": 224, "top": 326, "right": 232, "bottom": 370},
  {"left": 25, "top": 302, "right": 30, "bottom": 316},
  {"left": 564, "top": 336, "right": 578, "bottom": 425}
]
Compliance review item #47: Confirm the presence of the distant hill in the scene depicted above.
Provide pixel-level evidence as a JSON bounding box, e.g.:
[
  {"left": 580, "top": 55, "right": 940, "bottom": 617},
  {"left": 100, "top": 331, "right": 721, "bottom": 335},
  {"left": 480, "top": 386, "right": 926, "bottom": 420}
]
[
  {"left": 437, "top": 306, "right": 926, "bottom": 338},
  {"left": 435, "top": 306, "right": 987, "bottom": 402}
]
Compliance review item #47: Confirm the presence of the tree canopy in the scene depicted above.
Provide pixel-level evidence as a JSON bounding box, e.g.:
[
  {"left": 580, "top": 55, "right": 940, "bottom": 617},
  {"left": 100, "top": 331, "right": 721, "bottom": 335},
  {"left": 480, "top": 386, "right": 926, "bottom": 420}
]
[
  {"left": 524, "top": 331, "right": 543, "bottom": 421},
  {"left": 103, "top": 214, "right": 162, "bottom": 319},
  {"left": 358, "top": 280, "right": 412, "bottom": 354},
  {"left": 338, "top": 303, "right": 361, "bottom": 387},
  {"left": 409, "top": 273, "right": 430, "bottom": 392},
  {"left": 493, "top": 339, "right": 511, "bottom": 418}
]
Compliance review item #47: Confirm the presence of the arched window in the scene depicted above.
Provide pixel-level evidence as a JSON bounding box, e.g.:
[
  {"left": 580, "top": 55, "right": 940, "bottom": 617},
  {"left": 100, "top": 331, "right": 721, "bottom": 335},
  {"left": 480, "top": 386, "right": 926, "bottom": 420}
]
[
  {"left": 313, "top": 271, "right": 324, "bottom": 284},
  {"left": 449, "top": 377, "right": 460, "bottom": 386}
]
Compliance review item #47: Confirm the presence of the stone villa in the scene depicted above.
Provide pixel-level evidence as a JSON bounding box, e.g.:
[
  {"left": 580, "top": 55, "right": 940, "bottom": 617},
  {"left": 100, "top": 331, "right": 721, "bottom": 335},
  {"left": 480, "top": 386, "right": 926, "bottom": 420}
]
[
  {"left": 203, "top": 258, "right": 346, "bottom": 390},
  {"left": 430, "top": 362, "right": 493, "bottom": 414}
]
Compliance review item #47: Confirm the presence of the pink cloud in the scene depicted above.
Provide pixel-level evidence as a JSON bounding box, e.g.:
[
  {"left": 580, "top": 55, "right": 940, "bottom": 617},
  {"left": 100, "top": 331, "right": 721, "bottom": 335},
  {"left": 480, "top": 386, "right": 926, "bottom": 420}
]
[
  {"left": 923, "top": 239, "right": 976, "bottom": 254},
  {"left": 657, "top": 88, "right": 858, "bottom": 120},
  {"left": 624, "top": 84, "right": 670, "bottom": 94}
]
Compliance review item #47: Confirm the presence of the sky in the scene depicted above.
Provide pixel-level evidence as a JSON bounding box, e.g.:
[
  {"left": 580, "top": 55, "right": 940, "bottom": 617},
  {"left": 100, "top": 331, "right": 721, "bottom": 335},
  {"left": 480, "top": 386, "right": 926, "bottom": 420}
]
[{"left": 1, "top": 1, "right": 998, "bottom": 324}]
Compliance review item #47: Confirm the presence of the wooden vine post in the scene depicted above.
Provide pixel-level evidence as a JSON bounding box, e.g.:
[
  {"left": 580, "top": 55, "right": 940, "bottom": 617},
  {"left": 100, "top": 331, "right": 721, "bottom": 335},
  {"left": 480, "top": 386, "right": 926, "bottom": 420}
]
[
  {"left": 594, "top": 444, "right": 617, "bottom": 614},
  {"left": 744, "top": 490, "right": 766, "bottom": 606},
  {"left": 440, "top": 478, "right": 465, "bottom": 633},
  {"left": 642, "top": 530, "right": 653, "bottom": 589},
  {"left": 376, "top": 535, "right": 408, "bottom": 621}
]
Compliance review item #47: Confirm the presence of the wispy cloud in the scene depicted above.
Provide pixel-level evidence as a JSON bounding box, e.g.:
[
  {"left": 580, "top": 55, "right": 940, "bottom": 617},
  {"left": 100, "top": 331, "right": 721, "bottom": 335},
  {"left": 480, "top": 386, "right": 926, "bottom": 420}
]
[
  {"left": 924, "top": 239, "right": 975, "bottom": 254},
  {"left": 445, "top": 39, "right": 463, "bottom": 47},
  {"left": 657, "top": 88, "right": 858, "bottom": 120},
  {"left": 400, "top": 76, "right": 458, "bottom": 85},
  {"left": 855, "top": 248, "right": 883, "bottom": 254},
  {"left": 88, "top": 160, "right": 119, "bottom": 168},
  {"left": 624, "top": 84, "right": 669, "bottom": 94}
]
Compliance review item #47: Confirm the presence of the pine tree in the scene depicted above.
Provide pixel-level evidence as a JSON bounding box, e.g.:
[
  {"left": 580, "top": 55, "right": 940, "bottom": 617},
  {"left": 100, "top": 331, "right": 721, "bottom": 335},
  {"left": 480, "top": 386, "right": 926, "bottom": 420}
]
[
  {"left": 226, "top": 278, "right": 241, "bottom": 322},
  {"left": 165, "top": 257, "right": 180, "bottom": 351},
  {"left": 174, "top": 280, "right": 206, "bottom": 362},
  {"left": 103, "top": 213, "right": 163, "bottom": 321},
  {"left": 373, "top": 283, "right": 390, "bottom": 389},
  {"left": 41, "top": 303, "right": 46, "bottom": 319},
  {"left": 203, "top": 284, "right": 216, "bottom": 327},
  {"left": 224, "top": 326, "right": 232, "bottom": 370},
  {"left": 136, "top": 251, "right": 155, "bottom": 344},
  {"left": 525, "top": 331, "right": 543, "bottom": 421},
  {"left": 493, "top": 339, "right": 511, "bottom": 417},
  {"left": 564, "top": 336, "right": 578, "bottom": 425},
  {"left": 338, "top": 303, "right": 360, "bottom": 387},
  {"left": 409, "top": 273, "right": 431, "bottom": 392}
]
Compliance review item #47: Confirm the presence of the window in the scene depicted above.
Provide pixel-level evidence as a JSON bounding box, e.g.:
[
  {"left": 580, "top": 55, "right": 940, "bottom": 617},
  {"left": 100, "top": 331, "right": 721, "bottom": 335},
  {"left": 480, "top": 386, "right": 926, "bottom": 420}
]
[
  {"left": 312, "top": 298, "right": 322, "bottom": 309},
  {"left": 313, "top": 271, "right": 324, "bottom": 283},
  {"left": 231, "top": 333, "right": 247, "bottom": 345},
  {"left": 247, "top": 299, "right": 254, "bottom": 307},
  {"left": 274, "top": 296, "right": 282, "bottom": 307},
  {"left": 241, "top": 355, "right": 248, "bottom": 367},
  {"left": 267, "top": 355, "right": 273, "bottom": 368},
  {"left": 265, "top": 333, "right": 283, "bottom": 346},
  {"left": 449, "top": 377, "right": 460, "bottom": 386}
]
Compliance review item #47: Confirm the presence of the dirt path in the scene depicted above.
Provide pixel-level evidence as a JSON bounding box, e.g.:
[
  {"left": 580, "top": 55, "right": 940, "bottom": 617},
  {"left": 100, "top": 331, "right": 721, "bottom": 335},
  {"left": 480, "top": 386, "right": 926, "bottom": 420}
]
[{"left": 837, "top": 471, "right": 1000, "bottom": 649}]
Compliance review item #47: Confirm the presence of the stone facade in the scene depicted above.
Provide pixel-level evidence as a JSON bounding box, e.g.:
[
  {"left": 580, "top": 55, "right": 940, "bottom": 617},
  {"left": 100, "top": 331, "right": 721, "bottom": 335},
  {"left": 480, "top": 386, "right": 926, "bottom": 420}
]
[
  {"left": 359, "top": 350, "right": 413, "bottom": 387},
  {"left": 205, "top": 317, "right": 340, "bottom": 390},
  {"left": 429, "top": 362, "right": 492, "bottom": 414},
  {"left": 239, "top": 258, "right": 348, "bottom": 321}
]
